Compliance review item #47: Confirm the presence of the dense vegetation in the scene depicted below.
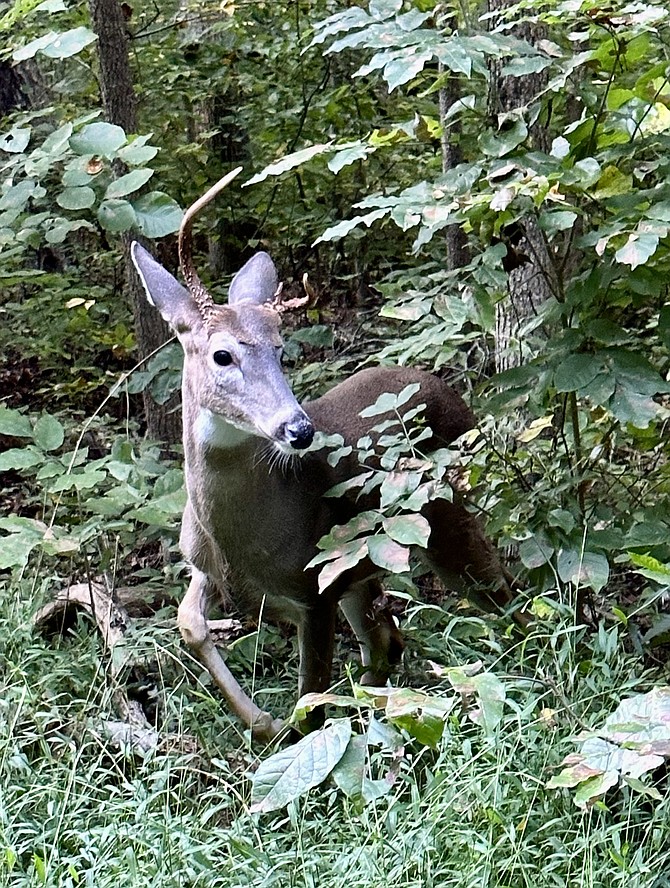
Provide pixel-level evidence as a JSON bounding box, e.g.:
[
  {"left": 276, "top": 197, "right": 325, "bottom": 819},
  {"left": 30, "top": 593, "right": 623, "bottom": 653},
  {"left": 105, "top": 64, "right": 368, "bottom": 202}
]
[{"left": 1, "top": 0, "right": 669, "bottom": 885}]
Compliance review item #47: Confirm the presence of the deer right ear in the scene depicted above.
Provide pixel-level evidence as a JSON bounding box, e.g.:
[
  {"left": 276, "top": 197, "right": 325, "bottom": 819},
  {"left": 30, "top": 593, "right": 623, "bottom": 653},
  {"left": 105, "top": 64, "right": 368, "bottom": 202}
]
[{"left": 131, "top": 242, "right": 202, "bottom": 332}]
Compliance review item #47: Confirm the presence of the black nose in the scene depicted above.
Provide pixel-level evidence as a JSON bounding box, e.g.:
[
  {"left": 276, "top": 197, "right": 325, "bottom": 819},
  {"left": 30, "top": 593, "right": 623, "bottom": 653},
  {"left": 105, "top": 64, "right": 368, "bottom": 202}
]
[{"left": 282, "top": 418, "right": 314, "bottom": 450}]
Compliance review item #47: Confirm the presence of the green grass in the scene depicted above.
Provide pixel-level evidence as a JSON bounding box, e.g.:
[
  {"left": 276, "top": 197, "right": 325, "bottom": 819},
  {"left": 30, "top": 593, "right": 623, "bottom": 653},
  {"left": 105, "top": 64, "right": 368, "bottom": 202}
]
[{"left": 1, "top": 573, "right": 669, "bottom": 888}]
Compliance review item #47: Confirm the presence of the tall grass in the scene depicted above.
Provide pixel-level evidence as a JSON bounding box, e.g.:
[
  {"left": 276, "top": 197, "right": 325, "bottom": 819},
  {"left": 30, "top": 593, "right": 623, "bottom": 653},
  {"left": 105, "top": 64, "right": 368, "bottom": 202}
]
[{"left": 1, "top": 573, "right": 668, "bottom": 888}]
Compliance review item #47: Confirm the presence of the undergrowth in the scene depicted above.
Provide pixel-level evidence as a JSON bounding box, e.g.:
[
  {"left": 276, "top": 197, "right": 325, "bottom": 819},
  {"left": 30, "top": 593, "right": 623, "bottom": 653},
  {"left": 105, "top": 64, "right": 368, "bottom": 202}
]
[{"left": 1, "top": 564, "right": 669, "bottom": 888}]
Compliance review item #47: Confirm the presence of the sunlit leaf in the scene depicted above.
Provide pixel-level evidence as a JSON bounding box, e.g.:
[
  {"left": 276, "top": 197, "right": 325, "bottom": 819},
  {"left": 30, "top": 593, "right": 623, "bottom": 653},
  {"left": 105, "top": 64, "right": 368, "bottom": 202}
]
[{"left": 250, "top": 719, "right": 352, "bottom": 814}]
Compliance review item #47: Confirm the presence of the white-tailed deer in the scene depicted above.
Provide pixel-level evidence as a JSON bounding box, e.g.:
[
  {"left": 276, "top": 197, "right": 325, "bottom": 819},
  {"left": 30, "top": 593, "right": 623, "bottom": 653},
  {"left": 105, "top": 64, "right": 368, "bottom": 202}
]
[{"left": 131, "top": 169, "right": 519, "bottom": 742}]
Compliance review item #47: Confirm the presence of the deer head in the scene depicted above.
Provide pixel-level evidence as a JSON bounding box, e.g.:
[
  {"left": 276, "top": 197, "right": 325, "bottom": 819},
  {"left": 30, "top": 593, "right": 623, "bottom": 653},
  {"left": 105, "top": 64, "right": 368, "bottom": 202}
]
[{"left": 131, "top": 169, "right": 314, "bottom": 451}]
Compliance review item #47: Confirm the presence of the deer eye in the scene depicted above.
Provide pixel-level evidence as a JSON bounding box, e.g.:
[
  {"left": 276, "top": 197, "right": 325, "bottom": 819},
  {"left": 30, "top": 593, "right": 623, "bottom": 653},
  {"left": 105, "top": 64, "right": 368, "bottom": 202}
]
[{"left": 213, "top": 349, "right": 233, "bottom": 367}]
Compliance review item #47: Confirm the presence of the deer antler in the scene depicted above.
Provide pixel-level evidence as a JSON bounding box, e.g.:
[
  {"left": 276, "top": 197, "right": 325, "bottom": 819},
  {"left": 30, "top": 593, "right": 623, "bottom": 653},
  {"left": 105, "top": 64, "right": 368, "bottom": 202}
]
[
  {"left": 270, "top": 273, "right": 315, "bottom": 314},
  {"left": 178, "top": 166, "right": 243, "bottom": 322}
]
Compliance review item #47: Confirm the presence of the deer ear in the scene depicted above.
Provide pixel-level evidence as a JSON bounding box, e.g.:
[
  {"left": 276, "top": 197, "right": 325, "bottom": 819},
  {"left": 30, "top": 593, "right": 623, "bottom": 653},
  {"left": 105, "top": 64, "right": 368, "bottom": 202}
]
[
  {"left": 228, "top": 252, "right": 278, "bottom": 306},
  {"left": 131, "top": 242, "right": 202, "bottom": 332}
]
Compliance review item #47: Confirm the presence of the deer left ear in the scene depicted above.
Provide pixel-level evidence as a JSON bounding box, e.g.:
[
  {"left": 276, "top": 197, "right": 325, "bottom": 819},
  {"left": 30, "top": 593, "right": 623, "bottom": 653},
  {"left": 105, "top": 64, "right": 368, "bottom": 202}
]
[
  {"left": 131, "top": 242, "right": 203, "bottom": 332},
  {"left": 228, "top": 252, "right": 278, "bottom": 306}
]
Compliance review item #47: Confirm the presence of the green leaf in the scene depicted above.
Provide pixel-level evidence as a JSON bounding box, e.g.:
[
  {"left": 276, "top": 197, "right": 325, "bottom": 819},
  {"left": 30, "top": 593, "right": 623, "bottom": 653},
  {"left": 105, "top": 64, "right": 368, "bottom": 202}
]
[
  {"left": 383, "top": 687, "right": 453, "bottom": 747},
  {"left": 478, "top": 119, "right": 528, "bottom": 157},
  {"left": 384, "top": 49, "right": 433, "bottom": 91},
  {"left": 0, "top": 407, "right": 33, "bottom": 438},
  {"left": 592, "top": 165, "right": 632, "bottom": 200},
  {"left": 97, "top": 199, "right": 137, "bottom": 232},
  {"left": 118, "top": 136, "right": 158, "bottom": 166},
  {"left": 245, "top": 143, "right": 333, "bottom": 186},
  {"left": 367, "top": 534, "right": 410, "bottom": 573},
  {"left": 614, "top": 232, "right": 660, "bottom": 269},
  {"left": 0, "top": 126, "right": 31, "bottom": 153},
  {"left": 56, "top": 187, "right": 96, "bottom": 211},
  {"left": 289, "top": 325, "right": 335, "bottom": 347},
  {"left": 133, "top": 192, "right": 182, "bottom": 237},
  {"left": 70, "top": 122, "right": 126, "bottom": 157},
  {"left": 314, "top": 208, "right": 390, "bottom": 245},
  {"left": 105, "top": 168, "right": 154, "bottom": 199},
  {"left": 359, "top": 383, "right": 421, "bottom": 417},
  {"left": 0, "top": 446, "right": 44, "bottom": 471},
  {"left": 519, "top": 533, "right": 554, "bottom": 569},
  {"left": 0, "top": 179, "right": 39, "bottom": 211},
  {"left": 629, "top": 553, "right": 670, "bottom": 586},
  {"left": 382, "top": 513, "right": 431, "bottom": 547},
  {"left": 15, "top": 28, "right": 96, "bottom": 61},
  {"left": 327, "top": 143, "right": 374, "bottom": 173},
  {"left": 331, "top": 734, "right": 367, "bottom": 801},
  {"left": 557, "top": 549, "right": 609, "bottom": 592},
  {"left": 250, "top": 719, "right": 352, "bottom": 814},
  {"left": 554, "top": 354, "right": 602, "bottom": 392},
  {"left": 32, "top": 414, "right": 64, "bottom": 451},
  {"left": 311, "top": 538, "right": 369, "bottom": 593}
]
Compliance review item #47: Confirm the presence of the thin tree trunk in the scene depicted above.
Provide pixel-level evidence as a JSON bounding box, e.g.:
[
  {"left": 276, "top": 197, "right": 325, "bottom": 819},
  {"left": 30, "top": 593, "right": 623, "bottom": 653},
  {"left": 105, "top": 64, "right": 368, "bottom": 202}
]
[
  {"left": 488, "top": 4, "right": 555, "bottom": 374},
  {"left": 89, "top": 0, "right": 181, "bottom": 444},
  {"left": 438, "top": 66, "right": 469, "bottom": 272}
]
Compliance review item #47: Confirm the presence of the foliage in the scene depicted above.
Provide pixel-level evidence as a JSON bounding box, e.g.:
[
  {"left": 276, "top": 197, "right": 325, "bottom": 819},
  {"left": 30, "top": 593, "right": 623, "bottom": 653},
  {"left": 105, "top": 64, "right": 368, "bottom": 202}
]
[
  {"left": 548, "top": 686, "right": 670, "bottom": 808},
  {"left": 1, "top": 0, "right": 670, "bottom": 885}
]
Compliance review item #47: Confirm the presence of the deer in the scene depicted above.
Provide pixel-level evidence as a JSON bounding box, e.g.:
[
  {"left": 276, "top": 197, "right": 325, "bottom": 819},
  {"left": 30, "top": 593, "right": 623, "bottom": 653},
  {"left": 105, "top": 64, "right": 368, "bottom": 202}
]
[{"left": 130, "top": 168, "right": 521, "bottom": 743}]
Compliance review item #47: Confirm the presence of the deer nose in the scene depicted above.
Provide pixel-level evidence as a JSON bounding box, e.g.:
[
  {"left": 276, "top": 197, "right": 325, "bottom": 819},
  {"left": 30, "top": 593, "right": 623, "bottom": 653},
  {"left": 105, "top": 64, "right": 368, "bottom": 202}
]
[{"left": 282, "top": 417, "right": 314, "bottom": 450}]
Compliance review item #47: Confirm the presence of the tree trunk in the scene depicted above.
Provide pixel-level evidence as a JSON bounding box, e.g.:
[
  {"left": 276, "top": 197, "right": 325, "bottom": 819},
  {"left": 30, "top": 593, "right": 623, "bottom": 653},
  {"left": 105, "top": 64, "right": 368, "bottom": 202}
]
[
  {"left": 487, "top": 4, "right": 555, "bottom": 373},
  {"left": 89, "top": 0, "right": 181, "bottom": 444},
  {"left": 438, "top": 67, "right": 469, "bottom": 272}
]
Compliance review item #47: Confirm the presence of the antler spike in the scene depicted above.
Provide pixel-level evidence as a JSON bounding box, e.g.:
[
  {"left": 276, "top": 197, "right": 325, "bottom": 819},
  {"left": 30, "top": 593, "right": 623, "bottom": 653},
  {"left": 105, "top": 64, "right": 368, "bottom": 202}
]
[{"left": 178, "top": 166, "right": 243, "bottom": 320}]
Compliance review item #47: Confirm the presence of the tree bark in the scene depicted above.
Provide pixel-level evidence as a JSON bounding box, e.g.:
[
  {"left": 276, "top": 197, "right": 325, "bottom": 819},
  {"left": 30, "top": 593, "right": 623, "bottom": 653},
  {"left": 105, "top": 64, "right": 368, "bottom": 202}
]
[
  {"left": 89, "top": 0, "right": 181, "bottom": 444},
  {"left": 438, "top": 66, "right": 469, "bottom": 272},
  {"left": 487, "top": 4, "right": 555, "bottom": 374}
]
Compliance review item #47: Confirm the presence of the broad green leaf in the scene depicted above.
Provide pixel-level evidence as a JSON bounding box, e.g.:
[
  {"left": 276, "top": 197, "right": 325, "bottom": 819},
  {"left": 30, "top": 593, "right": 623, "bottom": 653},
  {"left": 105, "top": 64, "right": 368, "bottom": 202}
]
[
  {"left": 359, "top": 383, "right": 421, "bottom": 417},
  {"left": 311, "top": 538, "right": 369, "bottom": 593},
  {"left": 0, "top": 447, "right": 44, "bottom": 471},
  {"left": 288, "top": 325, "right": 335, "bottom": 347},
  {"left": 554, "top": 354, "right": 602, "bottom": 392},
  {"left": 380, "top": 470, "right": 422, "bottom": 509},
  {"left": 479, "top": 119, "right": 528, "bottom": 157},
  {"left": 384, "top": 49, "right": 433, "bottom": 91},
  {"left": 245, "top": 143, "right": 333, "bottom": 186},
  {"left": 33, "top": 414, "right": 64, "bottom": 451},
  {"left": 328, "top": 143, "right": 374, "bottom": 173},
  {"left": 133, "top": 192, "right": 182, "bottom": 237},
  {"left": 49, "top": 469, "right": 107, "bottom": 492},
  {"left": 557, "top": 549, "right": 609, "bottom": 592},
  {"left": 15, "top": 28, "right": 96, "bottom": 61},
  {"left": 0, "top": 179, "right": 38, "bottom": 211},
  {"left": 367, "top": 533, "right": 410, "bottom": 573},
  {"left": 331, "top": 734, "right": 367, "bottom": 801},
  {"left": 127, "top": 490, "right": 188, "bottom": 529},
  {"left": 0, "top": 532, "right": 40, "bottom": 569},
  {"left": 105, "top": 168, "right": 154, "bottom": 199},
  {"left": 0, "top": 406, "right": 33, "bottom": 438},
  {"left": 41, "top": 122, "right": 74, "bottom": 155},
  {"left": 314, "top": 208, "right": 389, "bottom": 245},
  {"left": 519, "top": 533, "right": 554, "bottom": 569},
  {"left": 118, "top": 136, "right": 158, "bottom": 166},
  {"left": 0, "top": 126, "right": 31, "bottom": 153},
  {"left": 382, "top": 513, "right": 431, "bottom": 547},
  {"left": 614, "top": 232, "right": 660, "bottom": 270},
  {"left": 500, "top": 55, "right": 553, "bottom": 76},
  {"left": 250, "top": 719, "right": 352, "bottom": 814},
  {"left": 70, "top": 122, "right": 126, "bottom": 157},
  {"left": 592, "top": 165, "right": 633, "bottom": 200},
  {"left": 316, "top": 511, "right": 380, "bottom": 550},
  {"left": 629, "top": 553, "right": 670, "bottom": 586},
  {"left": 97, "top": 199, "right": 137, "bottom": 232},
  {"left": 384, "top": 687, "right": 453, "bottom": 747},
  {"left": 56, "top": 187, "right": 96, "bottom": 211}
]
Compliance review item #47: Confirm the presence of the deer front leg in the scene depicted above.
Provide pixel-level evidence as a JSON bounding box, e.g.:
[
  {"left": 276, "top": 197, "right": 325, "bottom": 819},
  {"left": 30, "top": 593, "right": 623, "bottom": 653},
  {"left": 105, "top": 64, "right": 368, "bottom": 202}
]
[
  {"left": 340, "top": 581, "right": 404, "bottom": 686},
  {"left": 178, "top": 568, "right": 284, "bottom": 742}
]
